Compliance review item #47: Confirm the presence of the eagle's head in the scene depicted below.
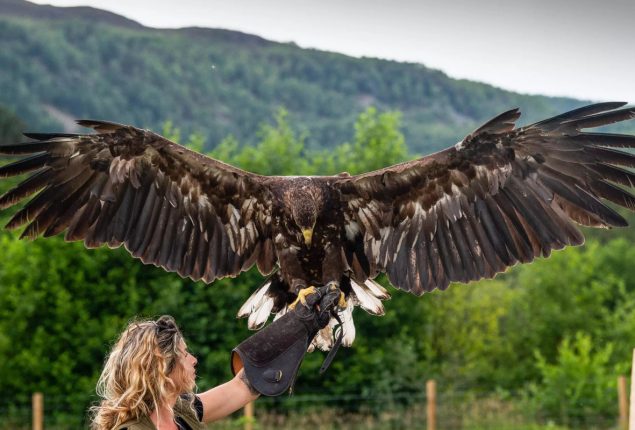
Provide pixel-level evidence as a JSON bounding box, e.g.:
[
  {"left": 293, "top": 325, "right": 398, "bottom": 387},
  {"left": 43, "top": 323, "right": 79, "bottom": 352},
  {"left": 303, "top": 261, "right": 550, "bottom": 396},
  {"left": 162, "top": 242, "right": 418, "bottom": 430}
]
[{"left": 286, "top": 180, "right": 324, "bottom": 246}]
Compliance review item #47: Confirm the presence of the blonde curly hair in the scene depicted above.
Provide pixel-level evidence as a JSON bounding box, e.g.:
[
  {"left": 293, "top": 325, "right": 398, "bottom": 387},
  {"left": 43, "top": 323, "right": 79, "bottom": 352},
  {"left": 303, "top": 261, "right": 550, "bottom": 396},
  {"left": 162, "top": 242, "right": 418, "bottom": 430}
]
[{"left": 90, "top": 315, "right": 193, "bottom": 430}]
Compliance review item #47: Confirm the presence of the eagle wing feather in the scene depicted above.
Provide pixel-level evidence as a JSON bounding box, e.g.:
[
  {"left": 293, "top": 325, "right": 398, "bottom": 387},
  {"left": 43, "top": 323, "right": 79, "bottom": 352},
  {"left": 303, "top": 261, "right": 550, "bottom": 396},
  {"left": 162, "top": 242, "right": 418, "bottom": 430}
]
[
  {"left": 0, "top": 121, "right": 276, "bottom": 282},
  {"left": 335, "top": 102, "right": 635, "bottom": 295}
]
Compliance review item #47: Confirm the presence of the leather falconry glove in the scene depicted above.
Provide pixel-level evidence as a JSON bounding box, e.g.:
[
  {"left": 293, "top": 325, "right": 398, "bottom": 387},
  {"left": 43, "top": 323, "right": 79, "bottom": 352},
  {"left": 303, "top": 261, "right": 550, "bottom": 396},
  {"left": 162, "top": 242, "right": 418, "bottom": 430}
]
[{"left": 230, "top": 285, "right": 342, "bottom": 396}]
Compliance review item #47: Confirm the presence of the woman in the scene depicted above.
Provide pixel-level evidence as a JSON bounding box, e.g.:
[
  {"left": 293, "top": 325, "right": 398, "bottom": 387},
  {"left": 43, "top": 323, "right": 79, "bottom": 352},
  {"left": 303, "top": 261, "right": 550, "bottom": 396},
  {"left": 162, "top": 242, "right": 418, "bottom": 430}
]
[{"left": 90, "top": 315, "right": 259, "bottom": 430}]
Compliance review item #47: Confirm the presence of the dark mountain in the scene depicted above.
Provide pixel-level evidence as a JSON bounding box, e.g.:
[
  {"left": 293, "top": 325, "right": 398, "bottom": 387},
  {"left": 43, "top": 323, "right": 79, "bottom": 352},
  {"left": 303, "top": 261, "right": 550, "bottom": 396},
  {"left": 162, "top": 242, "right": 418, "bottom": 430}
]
[{"left": 0, "top": 0, "right": 599, "bottom": 153}]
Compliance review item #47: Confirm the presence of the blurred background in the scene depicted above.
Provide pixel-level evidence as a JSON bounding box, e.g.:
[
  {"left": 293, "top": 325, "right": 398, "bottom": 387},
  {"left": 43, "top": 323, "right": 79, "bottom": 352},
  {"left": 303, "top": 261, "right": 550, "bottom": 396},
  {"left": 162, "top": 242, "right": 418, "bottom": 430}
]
[{"left": 1, "top": 0, "right": 635, "bottom": 428}]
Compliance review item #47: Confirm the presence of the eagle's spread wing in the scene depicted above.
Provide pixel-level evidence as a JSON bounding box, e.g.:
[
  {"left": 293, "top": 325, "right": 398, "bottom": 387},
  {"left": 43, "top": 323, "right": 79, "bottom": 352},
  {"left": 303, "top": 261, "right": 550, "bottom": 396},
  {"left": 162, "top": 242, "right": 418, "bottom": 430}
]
[
  {"left": 336, "top": 102, "right": 635, "bottom": 295},
  {"left": 0, "top": 120, "right": 277, "bottom": 282}
]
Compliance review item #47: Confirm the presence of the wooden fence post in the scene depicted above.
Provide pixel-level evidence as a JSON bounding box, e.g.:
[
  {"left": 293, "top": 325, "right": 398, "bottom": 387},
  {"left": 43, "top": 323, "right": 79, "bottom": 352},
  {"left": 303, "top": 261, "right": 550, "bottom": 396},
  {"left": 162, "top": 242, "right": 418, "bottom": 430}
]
[
  {"left": 618, "top": 375, "right": 628, "bottom": 430},
  {"left": 426, "top": 379, "right": 436, "bottom": 430},
  {"left": 32, "top": 392, "right": 43, "bottom": 430},
  {"left": 630, "top": 350, "right": 635, "bottom": 430},
  {"left": 244, "top": 401, "right": 254, "bottom": 430}
]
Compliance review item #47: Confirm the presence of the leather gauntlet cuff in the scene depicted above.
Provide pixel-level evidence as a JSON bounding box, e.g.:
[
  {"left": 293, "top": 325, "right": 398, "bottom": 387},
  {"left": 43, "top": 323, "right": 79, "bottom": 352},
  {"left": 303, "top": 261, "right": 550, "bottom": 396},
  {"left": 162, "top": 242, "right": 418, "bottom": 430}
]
[{"left": 231, "top": 311, "right": 311, "bottom": 396}]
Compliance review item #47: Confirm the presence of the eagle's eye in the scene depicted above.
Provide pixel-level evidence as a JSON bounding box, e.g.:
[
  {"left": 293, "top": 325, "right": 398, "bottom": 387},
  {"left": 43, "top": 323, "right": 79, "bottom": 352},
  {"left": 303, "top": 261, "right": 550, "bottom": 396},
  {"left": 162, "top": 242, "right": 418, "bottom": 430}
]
[{"left": 293, "top": 210, "right": 315, "bottom": 230}]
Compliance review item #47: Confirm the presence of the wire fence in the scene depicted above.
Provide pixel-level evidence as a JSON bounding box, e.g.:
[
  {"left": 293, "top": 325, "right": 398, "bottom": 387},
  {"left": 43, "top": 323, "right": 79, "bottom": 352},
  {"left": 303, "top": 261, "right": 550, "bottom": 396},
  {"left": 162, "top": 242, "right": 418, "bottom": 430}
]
[
  {"left": 245, "top": 389, "right": 619, "bottom": 430},
  {"left": 0, "top": 384, "right": 625, "bottom": 430}
]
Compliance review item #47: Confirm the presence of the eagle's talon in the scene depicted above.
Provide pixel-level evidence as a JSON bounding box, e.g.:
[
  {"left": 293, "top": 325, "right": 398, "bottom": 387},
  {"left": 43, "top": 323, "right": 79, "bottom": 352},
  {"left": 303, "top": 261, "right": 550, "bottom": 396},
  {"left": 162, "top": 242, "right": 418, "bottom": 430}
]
[
  {"left": 338, "top": 291, "right": 347, "bottom": 308},
  {"left": 289, "top": 286, "right": 317, "bottom": 310},
  {"left": 326, "top": 281, "right": 339, "bottom": 291}
]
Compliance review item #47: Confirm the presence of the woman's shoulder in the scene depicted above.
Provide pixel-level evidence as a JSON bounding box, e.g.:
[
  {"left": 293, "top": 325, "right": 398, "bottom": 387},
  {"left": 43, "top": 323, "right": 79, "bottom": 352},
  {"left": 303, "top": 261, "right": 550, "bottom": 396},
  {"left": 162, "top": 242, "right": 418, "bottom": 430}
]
[
  {"left": 112, "top": 395, "right": 203, "bottom": 430},
  {"left": 115, "top": 417, "right": 154, "bottom": 430},
  {"left": 175, "top": 393, "right": 205, "bottom": 429},
  {"left": 114, "top": 411, "right": 157, "bottom": 430}
]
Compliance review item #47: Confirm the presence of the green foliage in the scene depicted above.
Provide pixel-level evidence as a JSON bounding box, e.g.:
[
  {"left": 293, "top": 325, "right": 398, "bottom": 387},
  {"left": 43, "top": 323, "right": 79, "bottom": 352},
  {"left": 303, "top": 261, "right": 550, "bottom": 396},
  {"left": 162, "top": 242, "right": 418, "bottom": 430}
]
[
  {"left": 0, "top": 235, "right": 141, "bottom": 424},
  {"left": 0, "top": 106, "right": 24, "bottom": 145},
  {"left": 0, "top": 231, "right": 259, "bottom": 427},
  {"left": 420, "top": 279, "right": 520, "bottom": 389},
  {"left": 213, "top": 109, "right": 312, "bottom": 175},
  {"left": 0, "top": 105, "right": 26, "bottom": 203},
  {"left": 499, "top": 239, "right": 635, "bottom": 388},
  {"left": 161, "top": 120, "right": 206, "bottom": 153},
  {"left": 528, "top": 333, "right": 616, "bottom": 425},
  {"left": 348, "top": 107, "right": 407, "bottom": 173},
  {"left": 185, "top": 106, "right": 407, "bottom": 177},
  {"left": 313, "top": 107, "right": 408, "bottom": 175}
]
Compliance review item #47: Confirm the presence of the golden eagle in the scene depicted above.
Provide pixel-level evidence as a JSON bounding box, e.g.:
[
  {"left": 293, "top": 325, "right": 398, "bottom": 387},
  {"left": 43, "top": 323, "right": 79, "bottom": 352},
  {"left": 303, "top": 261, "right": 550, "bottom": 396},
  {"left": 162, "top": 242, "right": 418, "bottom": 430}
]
[{"left": 1, "top": 102, "right": 634, "bottom": 351}]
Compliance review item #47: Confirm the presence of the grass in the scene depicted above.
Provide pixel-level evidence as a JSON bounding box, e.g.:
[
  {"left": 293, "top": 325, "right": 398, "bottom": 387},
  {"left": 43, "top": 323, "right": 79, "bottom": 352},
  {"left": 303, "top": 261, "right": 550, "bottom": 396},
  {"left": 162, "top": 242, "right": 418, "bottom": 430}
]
[{"left": 0, "top": 394, "right": 616, "bottom": 429}]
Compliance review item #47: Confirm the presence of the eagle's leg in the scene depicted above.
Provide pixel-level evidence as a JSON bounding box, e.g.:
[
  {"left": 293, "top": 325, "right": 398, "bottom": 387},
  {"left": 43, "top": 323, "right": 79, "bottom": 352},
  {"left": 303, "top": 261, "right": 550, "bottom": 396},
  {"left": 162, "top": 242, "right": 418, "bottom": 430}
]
[
  {"left": 338, "top": 291, "right": 346, "bottom": 308},
  {"left": 322, "top": 244, "right": 347, "bottom": 308},
  {"left": 326, "top": 281, "right": 347, "bottom": 309},
  {"left": 288, "top": 286, "right": 318, "bottom": 310}
]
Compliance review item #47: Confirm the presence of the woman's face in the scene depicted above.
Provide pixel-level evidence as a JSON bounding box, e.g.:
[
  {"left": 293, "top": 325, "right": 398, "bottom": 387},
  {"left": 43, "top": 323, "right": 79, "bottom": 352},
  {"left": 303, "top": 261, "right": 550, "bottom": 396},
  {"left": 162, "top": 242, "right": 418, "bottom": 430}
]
[{"left": 172, "top": 340, "right": 197, "bottom": 392}]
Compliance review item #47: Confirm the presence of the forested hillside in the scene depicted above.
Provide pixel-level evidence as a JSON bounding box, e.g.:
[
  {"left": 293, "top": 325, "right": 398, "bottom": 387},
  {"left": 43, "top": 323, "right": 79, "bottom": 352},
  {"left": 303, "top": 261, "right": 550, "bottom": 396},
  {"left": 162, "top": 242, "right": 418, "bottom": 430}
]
[{"left": 0, "top": 0, "right": 592, "bottom": 155}]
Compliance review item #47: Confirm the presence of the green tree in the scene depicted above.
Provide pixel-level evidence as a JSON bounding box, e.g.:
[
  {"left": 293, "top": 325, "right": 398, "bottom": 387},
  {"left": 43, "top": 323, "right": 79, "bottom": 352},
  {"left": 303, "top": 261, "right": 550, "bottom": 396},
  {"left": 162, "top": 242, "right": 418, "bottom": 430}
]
[
  {"left": 501, "top": 239, "right": 635, "bottom": 387},
  {"left": 347, "top": 107, "right": 407, "bottom": 174},
  {"left": 224, "top": 108, "right": 311, "bottom": 176},
  {"left": 528, "top": 332, "right": 616, "bottom": 426},
  {"left": 313, "top": 107, "right": 408, "bottom": 175},
  {"left": 419, "top": 278, "right": 519, "bottom": 389},
  {"left": 0, "top": 105, "right": 24, "bottom": 146}
]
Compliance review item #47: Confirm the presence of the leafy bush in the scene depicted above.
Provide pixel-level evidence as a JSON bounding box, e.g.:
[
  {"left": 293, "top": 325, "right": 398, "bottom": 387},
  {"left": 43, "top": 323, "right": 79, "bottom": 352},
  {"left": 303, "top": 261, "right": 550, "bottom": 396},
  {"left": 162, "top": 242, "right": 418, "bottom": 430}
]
[{"left": 526, "top": 332, "right": 617, "bottom": 426}]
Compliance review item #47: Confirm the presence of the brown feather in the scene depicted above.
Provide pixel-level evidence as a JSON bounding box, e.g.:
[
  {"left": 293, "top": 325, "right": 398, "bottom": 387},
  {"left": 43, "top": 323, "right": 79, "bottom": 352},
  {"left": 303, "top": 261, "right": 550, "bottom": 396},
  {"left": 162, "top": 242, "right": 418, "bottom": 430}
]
[{"left": 0, "top": 154, "right": 52, "bottom": 178}]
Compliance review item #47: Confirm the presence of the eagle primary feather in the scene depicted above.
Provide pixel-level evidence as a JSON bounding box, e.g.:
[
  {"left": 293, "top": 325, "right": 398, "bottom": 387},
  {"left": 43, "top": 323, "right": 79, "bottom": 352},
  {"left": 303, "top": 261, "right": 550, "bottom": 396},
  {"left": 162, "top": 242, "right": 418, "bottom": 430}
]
[{"left": 1, "top": 102, "right": 634, "bottom": 350}]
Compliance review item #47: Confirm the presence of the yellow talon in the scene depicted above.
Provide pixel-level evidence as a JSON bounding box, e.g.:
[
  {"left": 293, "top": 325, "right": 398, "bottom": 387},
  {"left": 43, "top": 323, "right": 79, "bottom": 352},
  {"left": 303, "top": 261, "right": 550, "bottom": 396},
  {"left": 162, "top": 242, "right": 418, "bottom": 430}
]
[
  {"left": 289, "top": 286, "right": 317, "bottom": 310},
  {"left": 338, "top": 291, "right": 347, "bottom": 308}
]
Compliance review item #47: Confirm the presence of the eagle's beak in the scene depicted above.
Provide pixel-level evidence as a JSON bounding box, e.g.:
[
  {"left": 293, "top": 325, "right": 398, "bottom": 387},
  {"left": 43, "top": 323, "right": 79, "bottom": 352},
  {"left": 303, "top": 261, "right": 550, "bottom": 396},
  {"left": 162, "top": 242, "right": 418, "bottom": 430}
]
[{"left": 302, "top": 228, "right": 313, "bottom": 246}]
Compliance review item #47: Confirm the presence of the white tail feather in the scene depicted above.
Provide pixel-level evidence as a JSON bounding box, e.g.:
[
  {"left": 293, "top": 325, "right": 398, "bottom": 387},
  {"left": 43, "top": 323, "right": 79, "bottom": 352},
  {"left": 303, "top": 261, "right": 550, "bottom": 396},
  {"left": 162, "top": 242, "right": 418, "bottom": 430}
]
[
  {"left": 247, "top": 297, "right": 274, "bottom": 330},
  {"left": 364, "top": 278, "right": 391, "bottom": 300},
  {"left": 350, "top": 279, "right": 386, "bottom": 316},
  {"left": 340, "top": 304, "right": 356, "bottom": 347},
  {"left": 237, "top": 280, "right": 271, "bottom": 318}
]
